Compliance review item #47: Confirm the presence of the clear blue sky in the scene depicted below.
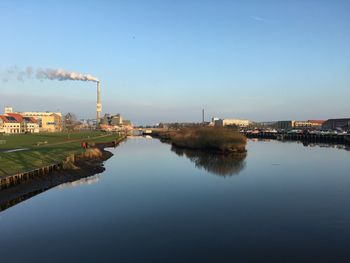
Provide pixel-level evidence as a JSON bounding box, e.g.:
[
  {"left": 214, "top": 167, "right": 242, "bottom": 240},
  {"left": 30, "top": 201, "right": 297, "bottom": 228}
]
[{"left": 1, "top": 0, "right": 349, "bottom": 124}]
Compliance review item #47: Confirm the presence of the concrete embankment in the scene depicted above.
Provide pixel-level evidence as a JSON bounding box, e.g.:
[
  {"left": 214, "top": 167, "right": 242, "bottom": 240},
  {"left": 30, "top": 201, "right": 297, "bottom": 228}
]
[{"left": 0, "top": 136, "right": 126, "bottom": 191}]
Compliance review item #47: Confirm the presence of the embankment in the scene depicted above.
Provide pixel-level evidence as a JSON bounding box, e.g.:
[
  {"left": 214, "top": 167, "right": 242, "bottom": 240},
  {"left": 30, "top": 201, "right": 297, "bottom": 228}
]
[{"left": 0, "top": 136, "right": 126, "bottom": 211}]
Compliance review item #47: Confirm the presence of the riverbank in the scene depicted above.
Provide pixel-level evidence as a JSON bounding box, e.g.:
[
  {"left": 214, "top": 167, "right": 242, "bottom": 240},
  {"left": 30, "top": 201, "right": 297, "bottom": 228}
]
[
  {"left": 0, "top": 134, "right": 126, "bottom": 188},
  {"left": 0, "top": 135, "right": 126, "bottom": 211},
  {"left": 0, "top": 147, "right": 112, "bottom": 211},
  {"left": 0, "top": 131, "right": 121, "bottom": 177}
]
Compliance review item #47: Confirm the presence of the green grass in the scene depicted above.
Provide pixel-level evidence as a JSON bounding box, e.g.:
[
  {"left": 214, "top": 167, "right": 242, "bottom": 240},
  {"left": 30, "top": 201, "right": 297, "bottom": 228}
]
[
  {"left": 0, "top": 131, "right": 106, "bottom": 149},
  {"left": 0, "top": 131, "right": 120, "bottom": 177}
]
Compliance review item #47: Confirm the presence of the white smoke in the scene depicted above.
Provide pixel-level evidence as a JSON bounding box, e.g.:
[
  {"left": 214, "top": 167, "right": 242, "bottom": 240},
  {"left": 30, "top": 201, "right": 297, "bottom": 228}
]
[
  {"left": 36, "top": 68, "right": 99, "bottom": 82},
  {"left": 2, "top": 66, "right": 99, "bottom": 83},
  {"left": 5, "top": 66, "right": 32, "bottom": 82}
]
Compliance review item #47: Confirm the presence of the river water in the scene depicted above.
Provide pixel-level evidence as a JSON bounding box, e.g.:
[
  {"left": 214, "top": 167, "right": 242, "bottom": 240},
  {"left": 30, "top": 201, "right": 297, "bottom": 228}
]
[{"left": 1, "top": 137, "right": 350, "bottom": 262}]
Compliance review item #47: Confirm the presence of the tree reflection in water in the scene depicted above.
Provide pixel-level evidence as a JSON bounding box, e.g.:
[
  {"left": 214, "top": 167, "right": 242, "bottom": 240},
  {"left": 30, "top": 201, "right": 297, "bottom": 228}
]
[{"left": 171, "top": 145, "right": 247, "bottom": 176}]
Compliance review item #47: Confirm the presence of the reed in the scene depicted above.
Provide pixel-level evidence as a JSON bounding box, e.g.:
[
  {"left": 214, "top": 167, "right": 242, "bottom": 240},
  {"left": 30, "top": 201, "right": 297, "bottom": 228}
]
[{"left": 168, "top": 127, "right": 247, "bottom": 153}]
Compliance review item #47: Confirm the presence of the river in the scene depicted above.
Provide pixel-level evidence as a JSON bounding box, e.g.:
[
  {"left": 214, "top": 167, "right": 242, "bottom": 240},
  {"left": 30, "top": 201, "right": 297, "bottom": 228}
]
[{"left": 0, "top": 137, "right": 350, "bottom": 262}]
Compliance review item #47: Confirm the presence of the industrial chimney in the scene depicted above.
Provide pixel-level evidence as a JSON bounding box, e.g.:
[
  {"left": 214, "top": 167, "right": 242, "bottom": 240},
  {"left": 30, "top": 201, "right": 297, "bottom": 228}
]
[{"left": 96, "top": 81, "right": 102, "bottom": 121}]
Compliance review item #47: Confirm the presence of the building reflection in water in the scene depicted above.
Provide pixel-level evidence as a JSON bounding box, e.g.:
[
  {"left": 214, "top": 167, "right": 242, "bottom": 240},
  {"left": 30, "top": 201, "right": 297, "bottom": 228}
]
[
  {"left": 57, "top": 174, "right": 101, "bottom": 189},
  {"left": 171, "top": 145, "right": 247, "bottom": 177}
]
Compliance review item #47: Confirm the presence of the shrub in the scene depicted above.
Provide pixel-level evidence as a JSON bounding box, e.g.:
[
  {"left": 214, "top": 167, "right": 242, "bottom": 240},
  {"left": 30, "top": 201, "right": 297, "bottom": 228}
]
[{"left": 169, "top": 127, "right": 246, "bottom": 153}]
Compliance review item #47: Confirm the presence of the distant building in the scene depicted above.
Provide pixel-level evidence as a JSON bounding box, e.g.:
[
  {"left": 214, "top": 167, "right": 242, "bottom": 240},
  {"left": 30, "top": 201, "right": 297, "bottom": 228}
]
[
  {"left": 23, "top": 116, "right": 40, "bottom": 133},
  {"left": 253, "top": 121, "right": 277, "bottom": 128},
  {"left": 17, "top": 111, "right": 62, "bottom": 132},
  {"left": 322, "top": 118, "right": 350, "bottom": 130},
  {"left": 276, "top": 121, "right": 295, "bottom": 130},
  {"left": 100, "top": 114, "right": 110, "bottom": 125},
  {"left": 110, "top": 114, "right": 123, "bottom": 126},
  {"left": 215, "top": 119, "right": 252, "bottom": 128},
  {"left": 209, "top": 117, "right": 219, "bottom": 126},
  {"left": 308, "top": 120, "right": 325, "bottom": 128},
  {"left": 99, "top": 113, "right": 132, "bottom": 132},
  {"left": 276, "top": 120, "right": 326, "bottom": 130},
  {"left": 277, "top": 120, "right": 316, "bottom": 130},
  {"left": 4, "top": 106, "right": 13, "bottom": 114},
  {"left": 41, "top": 114, "right": 62, "bottom": 132},
  {"left": 5, "top": 113, "right": 26, "bottom": 133},
  {"left": 294, "top": 121, "right": 313, "bottom": 129},
  {"left": 0, "top": 115, "right": 21, "bottom": 134},
  {"left": 0, "top": 113, "right": 39, "bottom": 134},
  {"left": 100, "top": 113, "right": 122, "bottom": 126}
]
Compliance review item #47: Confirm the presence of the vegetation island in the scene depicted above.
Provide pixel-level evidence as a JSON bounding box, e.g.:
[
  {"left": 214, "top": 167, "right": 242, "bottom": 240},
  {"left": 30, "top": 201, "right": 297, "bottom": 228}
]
[{"left": 152, "top": 127, "right": 247, "bottom": 153}]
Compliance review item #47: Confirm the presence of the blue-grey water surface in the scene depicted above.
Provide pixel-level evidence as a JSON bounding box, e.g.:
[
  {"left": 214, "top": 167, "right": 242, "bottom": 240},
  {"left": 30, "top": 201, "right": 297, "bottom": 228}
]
[{"left": 1, "top": 138, "right": 350, "bottom": 263}]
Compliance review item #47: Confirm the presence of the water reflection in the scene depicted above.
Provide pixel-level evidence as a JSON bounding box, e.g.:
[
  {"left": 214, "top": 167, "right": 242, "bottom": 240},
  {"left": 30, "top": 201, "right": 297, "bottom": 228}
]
[
  {"left": 302, "top": 142, "right": 350, "bottom": 151},
  {"left": 57, "top": 174, "right": 101, "bottom": 189},
  {"left": 250, "top": 138, "right": 350, "bottom": 151},
  {"left": 171, "top": 145, "right": 247, "bottom": 176},
  {"left": 0, "top": 173, "right": 102, "bottom": 212}
]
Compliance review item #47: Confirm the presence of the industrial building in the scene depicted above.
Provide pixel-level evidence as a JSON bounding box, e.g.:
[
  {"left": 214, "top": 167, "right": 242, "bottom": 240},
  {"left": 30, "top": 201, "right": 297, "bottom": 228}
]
[
  {"left": 276, "top": 121, "right": 295, "bottom": 130},
  {"left": 99, "top": 113, "right": 133, "bottom": 132},
  {"left": 322, "top": 118, "right": 350, "bottom": 130},
  {"left": 214, "top": 118, "right": 252, "bottom": 128},
  {"left": 276, "top": 120, "right": 326, "bottom": 130},
  {"left": 308, "top": 120, "right": 325, "bottom": 128}
]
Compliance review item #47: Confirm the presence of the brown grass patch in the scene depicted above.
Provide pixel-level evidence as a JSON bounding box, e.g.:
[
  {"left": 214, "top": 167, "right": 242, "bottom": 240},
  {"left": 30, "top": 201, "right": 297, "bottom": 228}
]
[{"left": 168, "top": 127, "right": 247, "bottom": 153}]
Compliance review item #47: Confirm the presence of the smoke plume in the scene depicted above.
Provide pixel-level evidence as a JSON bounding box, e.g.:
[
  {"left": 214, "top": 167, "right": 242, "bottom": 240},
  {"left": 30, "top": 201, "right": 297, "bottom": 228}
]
[
  {"left": 2, "top": 66, "right": 99, "bottom": 83},
  {"left": 36, "top": 68, "right": 99, "bottom": 82}
]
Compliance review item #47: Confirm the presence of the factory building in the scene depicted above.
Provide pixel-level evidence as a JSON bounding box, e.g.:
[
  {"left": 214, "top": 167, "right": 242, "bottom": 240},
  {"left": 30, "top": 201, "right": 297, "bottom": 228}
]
[
  {"left": 322, "top": 118, "right": 350, "bottom": 130},
  {"left": 99, "top": 113, "right": 132, "bottom": 132},
  {"left": 276, "top": 120, "right": 326, "bottom": 130},
  {"left": 276, "top": 121, "right": 295, "bottom": 130},
  {"left": 214, "top": 118, "right": 252, "bottom": 128},
  {"left": 111, "top": 114, "right": 123, "bottom": 126},
  {"left": 308, "top": 120, "right": 325, "bottom": 128}
]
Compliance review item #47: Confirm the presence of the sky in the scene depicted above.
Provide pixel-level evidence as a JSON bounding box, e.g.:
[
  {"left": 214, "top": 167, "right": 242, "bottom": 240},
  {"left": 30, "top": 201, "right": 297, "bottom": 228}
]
[{"left": 0, "top": 0, "right": 349, "bottom": 125}]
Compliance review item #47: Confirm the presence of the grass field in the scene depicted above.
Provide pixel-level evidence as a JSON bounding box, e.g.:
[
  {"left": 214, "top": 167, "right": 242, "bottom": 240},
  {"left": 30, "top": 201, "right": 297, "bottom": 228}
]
[{"left": 0, "top": 131, "right": 121, "bottom": 177}]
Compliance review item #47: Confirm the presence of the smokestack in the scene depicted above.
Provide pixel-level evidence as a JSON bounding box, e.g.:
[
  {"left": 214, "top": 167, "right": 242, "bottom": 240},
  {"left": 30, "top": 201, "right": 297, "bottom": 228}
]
[
  {"left": 202, "top": 109, "right": 205, "bottom": 123},
  {"left": 96, "top": 81, "right": 102, "bottom": 121}
]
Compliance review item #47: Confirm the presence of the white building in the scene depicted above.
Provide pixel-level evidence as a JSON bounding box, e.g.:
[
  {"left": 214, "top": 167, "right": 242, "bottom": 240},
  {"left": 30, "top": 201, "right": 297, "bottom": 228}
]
[
  {"left": 19, "top": 111, "right": 62, "bottom": 118},
  {"left": 4, "top": 106, "right": 13, "bottom": 114},
  {"left": 215, "top": 118, "right": 252, "bottom": 128}
]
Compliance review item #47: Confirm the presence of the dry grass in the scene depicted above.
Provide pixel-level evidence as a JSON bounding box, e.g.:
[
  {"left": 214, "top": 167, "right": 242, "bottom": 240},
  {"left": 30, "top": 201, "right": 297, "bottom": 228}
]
[
  {"left": 169, "top": 127, "right": 247, "bottom": 153},
  {"left": 81, "top": 148, "right": 103, "bottom": 159}
]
